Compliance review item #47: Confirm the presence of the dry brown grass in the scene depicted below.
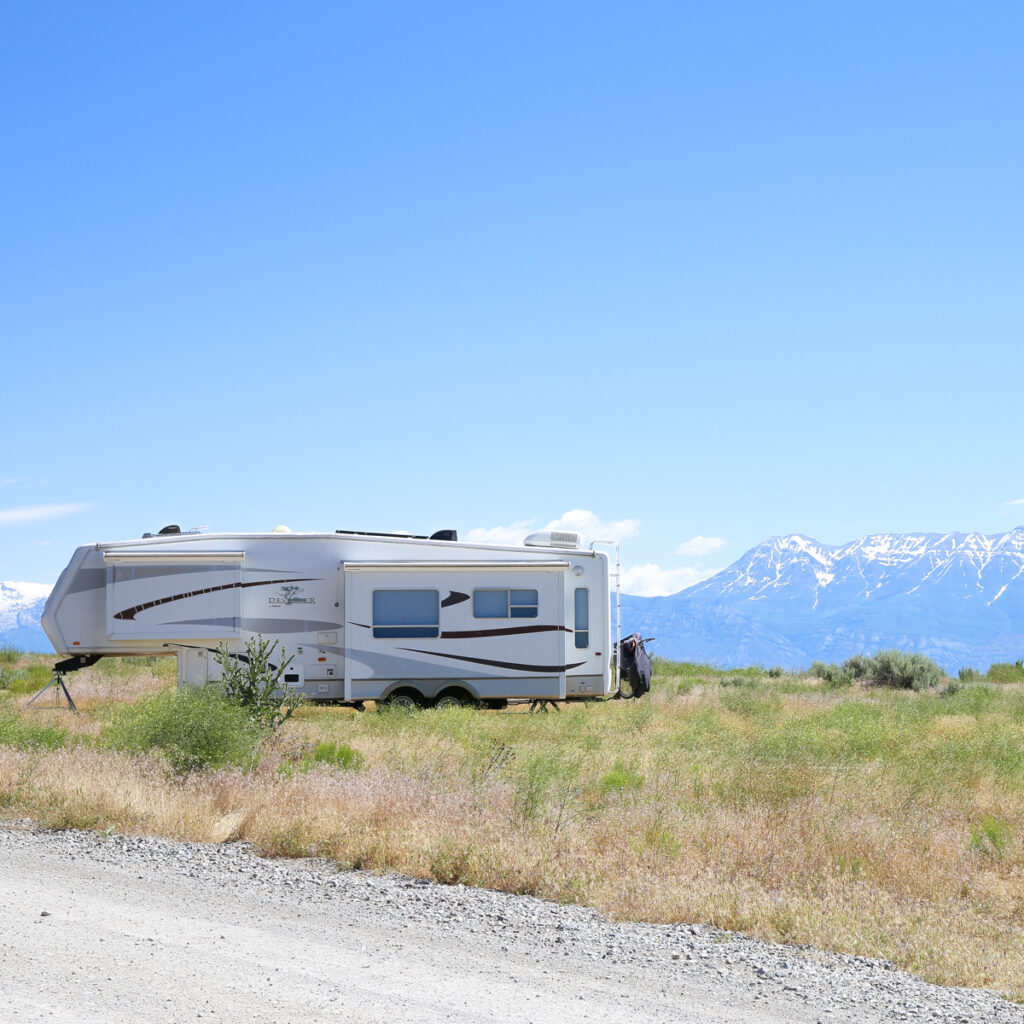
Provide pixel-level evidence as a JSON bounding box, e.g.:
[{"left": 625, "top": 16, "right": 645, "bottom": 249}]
[{"left": 2, "top": 658, "right": 1024, "bottom": 999}]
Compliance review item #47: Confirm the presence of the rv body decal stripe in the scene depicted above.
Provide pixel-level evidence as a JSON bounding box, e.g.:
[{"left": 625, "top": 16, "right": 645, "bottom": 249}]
[
  {"left": 439, "top": 624, "right": 570, "bottom": 639},
  {"left": 440, "top": 590, "right": 470, "bottom": 608},
  {"left": 397, "top": 648, "right": 586, "bottom": 673},
  {"left": 347, "top": 621, "right": 569, "bottom": 640},
  {"left": 113, "top": 578, "right": 320, "bottom": 621}
]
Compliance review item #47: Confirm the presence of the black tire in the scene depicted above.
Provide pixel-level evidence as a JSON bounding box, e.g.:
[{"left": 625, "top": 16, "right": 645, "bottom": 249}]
[
  {"left": 385, "top": 689, "right": 423, "bottom": 711},
  {"left": 433, "top": 688, "right": 472, "bottom": 710}
]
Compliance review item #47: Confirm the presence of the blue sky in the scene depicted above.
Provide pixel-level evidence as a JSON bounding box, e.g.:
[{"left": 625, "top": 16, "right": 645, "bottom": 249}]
[{"left": 3, "top": 1, "right": 1023, "bottom": 593}]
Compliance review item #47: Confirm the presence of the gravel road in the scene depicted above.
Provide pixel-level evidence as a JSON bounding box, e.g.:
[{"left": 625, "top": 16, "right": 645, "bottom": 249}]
[{"left": 0, "top": 822, "right": 1019, "bottom": 1024}]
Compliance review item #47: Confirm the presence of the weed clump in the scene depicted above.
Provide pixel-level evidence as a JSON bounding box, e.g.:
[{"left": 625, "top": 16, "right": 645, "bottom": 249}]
[
  {"left": 104, "top": 688, "right": 262, "bottom": 773},
  {"left": 970, "top": 814, "right": 1012, "bottom": 858},
  {"left": 0, "top": 706, "right": 66, "bottom": 750},
  {"left": 214, "top": 635, "right": 304, "bottom": 729},
  {"left": 281, "top": 740, "right": 365, "bottom": 776},
  {"left": 599, "top": 758, "right": 644, "bottom": 795}
]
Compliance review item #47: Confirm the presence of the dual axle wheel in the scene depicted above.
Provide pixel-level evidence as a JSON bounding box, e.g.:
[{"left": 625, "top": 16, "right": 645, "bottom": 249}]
[{"left": 384, "top": 687, "right": 474, "bottom": 711}]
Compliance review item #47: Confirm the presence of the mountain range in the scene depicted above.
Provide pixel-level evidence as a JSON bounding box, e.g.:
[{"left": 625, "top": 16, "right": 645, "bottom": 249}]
[
  {"left": 621, "top": 528, "right": 1024, "bottom": 672},
  {"left": 5, "top": 528, "right": 1024, "bottom": 672},
  {"left": 0, "top": 581, "right": 53, "bottom": 653}
]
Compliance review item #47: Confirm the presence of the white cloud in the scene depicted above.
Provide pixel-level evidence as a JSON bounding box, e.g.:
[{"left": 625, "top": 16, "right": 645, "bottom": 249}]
[
  {"left": 463, "top": 519, "right": 537, "bottom": 547},
  {"left": 543, "top": 509, "right": 639, "bottom": 544},
  {"left": 0, "top": 503, "right": 93, "bottom": 527},
  {"left": 619, "top": 563, "right": 720, "bottom": 597},
  {"left": 1004, "top": 498, "right": 1024, "bottom": 506},
  {"left": 466, "top": 509, "right": 639, "bottom": 548},
  {"left": 676, "top": 535, "right": 727, "bottom": 556}
]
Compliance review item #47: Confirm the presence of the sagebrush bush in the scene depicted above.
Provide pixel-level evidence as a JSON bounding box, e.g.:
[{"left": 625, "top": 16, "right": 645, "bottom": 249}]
[
  {"left": 843, "top": 654, "right": 874, "bottom": 680},
  {"left": 103, "top": 688, "right": 263, "bottom": 773},
  {"left": 870, "top": 649, "right": 945, "bottom": 690},
  {"left": 808, "top": 660, "right": 851, "bottom": 687},
  {"left": 808, "top": 651, "right": 945, "bottom": 691},
  {"left": 985, "top": 661, "right": 1024, "bottom": 684}
]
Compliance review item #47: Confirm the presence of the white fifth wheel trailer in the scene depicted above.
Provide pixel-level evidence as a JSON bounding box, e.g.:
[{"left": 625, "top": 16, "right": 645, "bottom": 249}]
[{"left": 41, "top": 525, "right": 622, "bottom": 707}]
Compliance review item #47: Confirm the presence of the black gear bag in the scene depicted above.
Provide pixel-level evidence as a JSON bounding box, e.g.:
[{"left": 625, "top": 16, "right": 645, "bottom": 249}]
[{"left": 617, "top": 633, "right": 653, "bottom": 698}]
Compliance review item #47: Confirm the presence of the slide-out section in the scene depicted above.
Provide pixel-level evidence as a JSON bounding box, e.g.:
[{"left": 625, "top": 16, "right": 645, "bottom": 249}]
[{"left": 343, "top": 561, "right": 571, "bottom": 702}]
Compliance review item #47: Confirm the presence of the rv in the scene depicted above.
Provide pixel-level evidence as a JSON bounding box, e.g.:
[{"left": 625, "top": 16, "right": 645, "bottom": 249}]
[{"left": 41, "top": 526, "right": 621, "bottom": 707}]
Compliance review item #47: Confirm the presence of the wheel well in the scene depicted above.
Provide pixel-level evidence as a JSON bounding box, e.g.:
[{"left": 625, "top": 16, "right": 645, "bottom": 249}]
[
  {"left": 436, "top": 685, "right": 475, "bottom": 704},
  {"left": 387, "top": 686, "right": 426, "bottom": 706}
]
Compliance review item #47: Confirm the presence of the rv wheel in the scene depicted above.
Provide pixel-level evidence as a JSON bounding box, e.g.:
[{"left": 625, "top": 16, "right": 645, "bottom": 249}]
[
  {"left": 385, "top": 689, "right": 423, "bottom": 711},
  {"left": 434, "top": 688, "right": 472, "bottom": 710}
]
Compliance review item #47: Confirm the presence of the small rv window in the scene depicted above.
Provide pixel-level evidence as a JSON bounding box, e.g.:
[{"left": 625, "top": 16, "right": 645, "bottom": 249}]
[
  {"left": 372, "top": 589, "right": 440, "bottom": 638},
  {"left": 473, "top": 588, "right": 538, "bottom": 618},
  {"left": 574, "top": 588, "right": 589, "bottom": 649}
]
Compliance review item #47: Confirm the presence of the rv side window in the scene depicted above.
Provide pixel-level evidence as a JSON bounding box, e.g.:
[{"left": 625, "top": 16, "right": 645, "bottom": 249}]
[
  {"left": 574, "top": 588, "right": 589, "bottom": 649},
  {"left": 473, "top": 588, "right": 538, "bottom": 618},
  {"left": 372, "top": 590, "right": 440, "bottom": 638}
]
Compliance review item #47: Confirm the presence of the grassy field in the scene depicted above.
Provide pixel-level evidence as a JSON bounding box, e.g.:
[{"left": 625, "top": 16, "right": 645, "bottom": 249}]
[{"left": 2, "top": 649, "right": 1023, "bottom": 1000}]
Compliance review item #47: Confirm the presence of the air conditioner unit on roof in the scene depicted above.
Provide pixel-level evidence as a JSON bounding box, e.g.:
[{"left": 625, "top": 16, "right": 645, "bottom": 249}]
[{"left": 523, "top": 531, "right": 581, "bottom": 549}]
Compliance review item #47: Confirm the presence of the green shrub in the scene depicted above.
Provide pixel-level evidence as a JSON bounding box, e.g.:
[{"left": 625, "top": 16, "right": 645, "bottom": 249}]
[
  {"left": 214, "top": 635, "right": 303, "bottom": 730},
  {"left": 0, "top": 664, "right": 52, "bottom": 696},
  {"left": 959, "top": 666, "right": 982, "bottom": 682},
  {"left": 870, "top": 649, "right": 945, "bottom": 691},
  {"left": 104, "top": 687, "right": 263, "bottom": 773},
  {"left": 14, "top": 665, "right": 53, "bottom": 695},
  {"left": 808, "top": 651, "right": 944, "bottom": 691},
  {"left": 986, "top": 661, "right": 1024, "bottom": 684},
  {"left": 766, "top": 666, "right": 784, "bottom": 678},
  {"left": 843, "top": 654, "right": 874, "bottom": 681},
  {"left": 0, "top": 706, "right": 66, "bottom": 750},
  {"left": 808, "top": 660, "right": 852, "bottom": 687},
  {"left": 0, "top": 644, "right": 20, "bottom": 665}
]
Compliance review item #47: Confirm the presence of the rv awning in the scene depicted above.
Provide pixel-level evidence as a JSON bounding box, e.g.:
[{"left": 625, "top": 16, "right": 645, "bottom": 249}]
[{"left": 102, "top": 551, "right": 246, "bottom": 566}]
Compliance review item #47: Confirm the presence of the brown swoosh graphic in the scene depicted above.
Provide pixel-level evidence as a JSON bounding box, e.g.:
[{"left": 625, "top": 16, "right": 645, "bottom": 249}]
[
  {"left": 397, "top": 647, "right": 586, "bottom": 673},
  {"left": 440, "top": 624, "right": 570, "bottom": 639},
  {"left": 114, "top": 578, "right": 320, "bottom": 621}
]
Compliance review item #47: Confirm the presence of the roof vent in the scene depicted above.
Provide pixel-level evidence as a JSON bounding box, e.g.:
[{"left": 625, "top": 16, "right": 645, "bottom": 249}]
[{"left": 523, "top": 530, "right": 581, "bottom": 549}]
